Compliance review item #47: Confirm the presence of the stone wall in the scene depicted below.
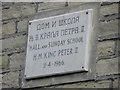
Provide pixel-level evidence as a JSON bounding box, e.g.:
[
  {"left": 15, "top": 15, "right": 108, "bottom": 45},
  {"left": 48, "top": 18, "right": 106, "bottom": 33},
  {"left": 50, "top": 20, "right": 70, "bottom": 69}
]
[{"left": 1, "top": 1, "right": 120, "bottom": 89}]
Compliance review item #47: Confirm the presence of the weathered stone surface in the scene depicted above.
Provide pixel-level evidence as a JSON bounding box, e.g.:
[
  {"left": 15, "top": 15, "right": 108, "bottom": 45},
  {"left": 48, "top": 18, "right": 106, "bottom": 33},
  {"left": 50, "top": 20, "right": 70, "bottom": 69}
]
[
  {"left": 2, "top": 84, "right": 9, "bottom": 88},
  {"left": 54, "top": 80, "right": 111, "bottom": 88},
  {"left": 0, "top": 74, "right": 2, "bottom": 82},
  {"left": 2, "top": 22, "right": 16, "bottom": 35},
  {"left": 67, "top": 0, "right": 105, "bottom": 2},
  {"left": 2, "top": 35, "right": 26, "bottom": 51},
  {"left": 17, "top": 19, "right": 28, "bottom": 32},
  {"left": 34, "top": 8, "right": 67, "bottom": 20},
  {"left": 10, "top": 52, "right": 25, "bottom": 70},
  {"left": 97, "top": 40, "right": 115, "bottom": 57},
  {"left": 77, "top": 80, "right": 111, "bottom": 88},
  {"left": 0, "top": 74, "right": 1, "bottom": 90},
  {"left": 99, "top": 19, "right": 118, "bottom": 37},
  {"left": 2, "top": 71, "right": 20, "bottom": 88},
  {"left": 0, "top": 55, "right": 9, "bottom": 69},
  {"left": 0, "top": 56, "right": 2, "bottom": 68},
  {"left": 101, "top": 3, "right": 118, "bottom": 16},
  {"left": 2, "top": 2, "right": 12, "bottom": 8},
  {"left": 96, "top": 57, "right": 119, "bottom": 76},
  {"left": 113, "top": 78, "right": 120, "bottom": 88},
  {"left": 68, "top": 2, "right": 83, "bottom": 6},
  {"left": 0, "top": 74, "right": 2, "bottom": 89},
  {"left": 38, "top": 2, "right": 66, "bottom": 12},
  {"left": 0, "top": 83, "right": 1, "bottom": 89},
  {"left": 2, "top": 3, "right": 36, "bottom": 20}
]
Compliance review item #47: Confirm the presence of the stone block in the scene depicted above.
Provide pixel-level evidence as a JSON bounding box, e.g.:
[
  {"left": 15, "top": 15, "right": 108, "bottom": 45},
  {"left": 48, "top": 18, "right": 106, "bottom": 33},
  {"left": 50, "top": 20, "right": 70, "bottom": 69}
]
[
  {"left": 38, "top": 2, "right": 66, "bottom": 12},
  {"left": 113, "top": 78, "right": 120, "bottom": 88},
  {"left": 17, "top": 19, "right": 28, "bottom": 32},
  {"left": 2, "top": 71, "right": 20, "bottom": 88},
  {"left": 0, "top": 56, "right": 2, "bottom": 68},
  {"left": 34, "top": 8, "right": 67, "bottom": 20},
  {"left": 2, "top": 84, "right": 9, "bottom": 88},
  {"left": 96, "top": 57, "right": 119, "bottom": 76},
  {"left": 2, "top": 22, "right": 16, "bottom": 35},
  {"left": 101, "top": 3, "right": 118, "bottom": 17},
  {"left": 2, "top": 35, "right": 26, "bottom": 51},
  {"left": 97, "top": 40, "right": 115, "bottom": 57},
  {"left": 2, "top": 3, "right": 36, "bottom": 20},
  {"left": 99, "top": 19, "right": 118, "bottom": 37},
  {"left": 10, "top": 52, "right": 25, "bottom": 70},
  {"left": 0, "top": 74, "right": 2, "bottom": 80},
  {"left": 68, "top": 2, "right": 83, "bottom": 6},
  {"left": 77, "top": 80, "right": 111, "bottom": 88},
  {"left": 55, "top": 80, "right": 111, "bottom": 88},
  {"left": 0, "top": 55, "right": 9, "bottom": 69}
]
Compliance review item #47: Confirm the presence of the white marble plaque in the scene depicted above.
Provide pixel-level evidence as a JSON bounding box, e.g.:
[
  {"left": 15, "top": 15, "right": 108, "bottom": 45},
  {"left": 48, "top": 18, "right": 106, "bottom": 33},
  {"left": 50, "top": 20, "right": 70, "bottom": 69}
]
[{"left": 25, "top": 9, "right": 93, "bottom": 79}]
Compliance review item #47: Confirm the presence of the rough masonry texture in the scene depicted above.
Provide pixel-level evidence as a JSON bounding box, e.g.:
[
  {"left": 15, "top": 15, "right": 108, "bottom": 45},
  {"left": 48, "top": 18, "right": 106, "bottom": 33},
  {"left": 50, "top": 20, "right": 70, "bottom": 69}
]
[{"left": 1, "top": 1, "right": 120, "bottom": 89}]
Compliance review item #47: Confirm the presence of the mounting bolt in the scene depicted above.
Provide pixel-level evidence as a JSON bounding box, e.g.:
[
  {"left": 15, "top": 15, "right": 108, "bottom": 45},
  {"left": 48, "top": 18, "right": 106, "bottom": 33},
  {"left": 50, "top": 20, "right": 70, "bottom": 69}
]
[
  {"left": 86, "top": 11, "right": 88, "bottom": 14},
  {"left": 82, "top": 66, "right": 84, "bottom": 69},
  {"left": 65, "top": 2, "right": 68, "bottom": 7},
  {"left": 29, "top": 22, "right": 31, "bottom": 25},
  {"left": 24, "top": 75, "right": 26, "bottom": 77}
]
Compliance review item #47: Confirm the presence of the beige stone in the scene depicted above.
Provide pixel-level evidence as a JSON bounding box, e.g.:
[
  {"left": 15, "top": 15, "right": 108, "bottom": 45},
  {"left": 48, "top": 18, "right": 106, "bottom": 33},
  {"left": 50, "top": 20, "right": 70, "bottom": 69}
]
[
  {"left": 2, "top": 3, "right": 36, "bottom": 20},
  {"left": 55, "top": 80, "right": 111, "bottom": 88},
  {"left": 10, "top": 52, "right": 25, "bottom": 70},
  {"left": 2, "top": 22, "right": 16, "bottom": 35},
  {"left": 99, "top": 19, "right": 118, "bottom": 37},
  {"left": 68, "top": 2, "right": 83, "bottom": 6},
  {"left": 77, "top": 80, "right": 111, "bottom": 88},
  {"left": 0, "top": 56, "right": 2, "bottom": 67},
  {"left": 97, "top": 40, "right": 115, "bottom": 57},
  {"left": 2, "top": 71, "right": 20, "bottom": 88},
  {"left": 0, "top": 55, "right": 9, "bottom": 69},
  {"left": 38, "top": 2, "right": 66, "bottom": 12},
  {"left": 17, "top": 19, "right": 28, "bottom": 32},
  {"left": 96, "top": 57, "right": 119, "bottom": 76},
  {"left": 2, "top": 35, "right": 26, "bottom": 51},
  {"left": 0, "top": 74, "right": 2, "bottom": 82},
  {"left": 101, "top": 3, "right": 118, "bottom": 16},
  {"left": 113, "top": 78, "right": 120, "bottom": 88}
]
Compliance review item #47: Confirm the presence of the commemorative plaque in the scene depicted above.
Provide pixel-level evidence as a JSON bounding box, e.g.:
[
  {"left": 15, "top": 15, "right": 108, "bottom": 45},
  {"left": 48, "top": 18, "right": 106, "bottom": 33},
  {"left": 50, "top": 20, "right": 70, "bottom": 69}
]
[{"left": 25, "top": 9, "right": 93, "bottom": 79}]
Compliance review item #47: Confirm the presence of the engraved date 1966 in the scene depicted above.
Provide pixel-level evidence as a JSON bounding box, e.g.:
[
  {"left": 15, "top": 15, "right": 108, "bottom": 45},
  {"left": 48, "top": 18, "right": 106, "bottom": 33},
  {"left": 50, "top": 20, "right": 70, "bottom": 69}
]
[{"left": 43, "top": 60, "right": 64, "bottom": 68}]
